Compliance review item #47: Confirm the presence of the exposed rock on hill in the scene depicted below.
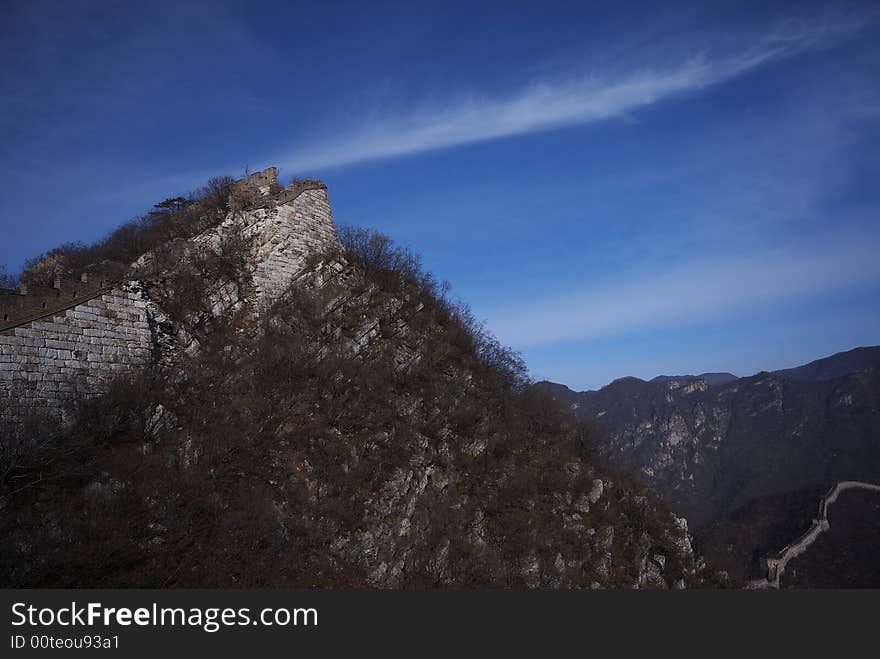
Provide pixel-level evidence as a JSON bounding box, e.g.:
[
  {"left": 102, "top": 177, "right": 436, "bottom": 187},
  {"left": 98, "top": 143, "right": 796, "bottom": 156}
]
[
  {"left": 542, "top": 359, "right": 880, "bottom": 526},
  {"left": 0, "top": 170, "right": 700, "bottom": 588},
  {"left": 542, "top": 349, "right": 880, "bottom": 586},
  {"left": 651, "top": 372, "right": 738, "bottom": 387}
]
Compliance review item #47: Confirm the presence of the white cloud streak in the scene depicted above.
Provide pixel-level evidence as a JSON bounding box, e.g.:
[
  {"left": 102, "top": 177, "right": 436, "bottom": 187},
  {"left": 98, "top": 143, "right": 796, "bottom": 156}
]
[
  {"left": 279, "top": 20, "right": 853, "bottom": 172},
  {"left": 484, "top": 234, "right": 880, "bottom": 349}
]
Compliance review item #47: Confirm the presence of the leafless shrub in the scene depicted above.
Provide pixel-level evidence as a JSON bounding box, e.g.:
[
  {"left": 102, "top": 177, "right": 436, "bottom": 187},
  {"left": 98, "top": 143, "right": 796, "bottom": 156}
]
[
  {"left": 20, "top": 175, "right": 236, "bottom": 287},
  {"left": 149, "top": 231, "right": 253, "bottom": 335},
  {"left": 1, "top": 226, "right": 693, "bottom": 588},
  {"left": 338, "top": 226, "right": 527, "bottom": 390},
  {"left": 227, "top": 184, "right": 265, "bottom": 214}
]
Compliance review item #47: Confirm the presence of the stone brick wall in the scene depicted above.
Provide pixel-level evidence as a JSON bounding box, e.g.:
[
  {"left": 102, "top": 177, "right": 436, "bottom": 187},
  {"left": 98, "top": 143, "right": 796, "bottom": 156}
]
[
  {"left": 248, "top": 187, "right": 338, "bottom": 302},
  {"left": 0, "top": 287, "right": 156, "bottom": 424},
  {"left": 0, "top": 168, "right": 341, "bottom": 427},
  {"left": 202, "top": 183, "right": 338, "bottom": 304},
  {"left": 231, "top": 167, "right": 280, "bottom": 196}
]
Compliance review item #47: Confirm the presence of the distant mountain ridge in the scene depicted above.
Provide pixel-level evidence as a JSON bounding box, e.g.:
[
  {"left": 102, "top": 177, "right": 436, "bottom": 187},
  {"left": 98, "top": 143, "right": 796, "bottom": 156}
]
[
  {"left": 541, "top": 346, "right": 880, "bottom": 522},
  {"left": 540, "top": 345, "right": 880, "bottom": 585},
  {"left": 591, "top": 346, "right": 880, "bottom": 391},
  {"left": 772, "top": 346, "right": 880, "bottom": 382}
]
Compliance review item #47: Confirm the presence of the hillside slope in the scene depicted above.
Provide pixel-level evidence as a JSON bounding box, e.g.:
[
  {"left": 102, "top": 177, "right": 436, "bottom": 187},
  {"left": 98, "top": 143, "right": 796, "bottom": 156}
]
[
  {"left": 0, "top": 173, "right": 701, "bottom": 589},
  {"left": 773, "top": 346, "right": 880, "bottom": 382},
  {"left": 542, "top": 349, "right": 880, "bottom": 586},
  {"left": 543, "top": 364, "right": 880, "bottom": 526}
]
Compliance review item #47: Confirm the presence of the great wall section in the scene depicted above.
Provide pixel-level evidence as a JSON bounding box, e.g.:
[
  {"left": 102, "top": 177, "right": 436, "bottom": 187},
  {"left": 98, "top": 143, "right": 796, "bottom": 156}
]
[
  {"left": 0, "top": 168, "right": 340, "bottom": 426},
  {"left": 4, "top": 167, "right": 878, "bottom": 590},
  {"left": 747, "top": 480, "right": 880, "bottom": 589}
]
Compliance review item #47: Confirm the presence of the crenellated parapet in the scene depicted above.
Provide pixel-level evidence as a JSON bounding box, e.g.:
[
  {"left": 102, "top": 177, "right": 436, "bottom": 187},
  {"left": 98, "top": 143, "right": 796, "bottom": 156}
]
[
  {"left": 229, "top": 167, "right": 327, "bottom": 209},
  {"left": 1, "top": 278, "right": 114, "bottom": 331},
  {"left": 0, "top": 284, "right": 158, "bottom": 425}
]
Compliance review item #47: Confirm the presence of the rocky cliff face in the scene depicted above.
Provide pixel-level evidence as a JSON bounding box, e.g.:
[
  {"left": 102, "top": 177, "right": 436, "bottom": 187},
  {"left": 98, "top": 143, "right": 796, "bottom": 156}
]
[
  {"left": 543, "top": 361, "right": 880, "bottom": 526},
  {"left": 0, "top": 169, "right": 701, "bottom": 588}
]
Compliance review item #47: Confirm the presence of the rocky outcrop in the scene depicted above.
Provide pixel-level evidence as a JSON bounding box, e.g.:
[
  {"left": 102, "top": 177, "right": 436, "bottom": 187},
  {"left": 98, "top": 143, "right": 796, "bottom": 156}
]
[
  {"left": 0, "top": 172, "right": 705, "bottom": 587},
  {"left": 542, "top": 357, "right": 880, "bottom": 526}
]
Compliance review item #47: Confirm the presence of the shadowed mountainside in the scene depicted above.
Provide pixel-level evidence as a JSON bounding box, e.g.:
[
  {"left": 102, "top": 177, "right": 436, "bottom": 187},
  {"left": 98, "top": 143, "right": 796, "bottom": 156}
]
[
  {"left": 541, "top": 347, "right": 880, "bottom": 586},
  {"left": 778, "top": 486, "right": 880, "bottom": 587},
  {"left": 541, "top": 348, "right": 880, "bottom": 526},
  {"left": 0, "top": 172, "right": 702, "bottom": 589}
]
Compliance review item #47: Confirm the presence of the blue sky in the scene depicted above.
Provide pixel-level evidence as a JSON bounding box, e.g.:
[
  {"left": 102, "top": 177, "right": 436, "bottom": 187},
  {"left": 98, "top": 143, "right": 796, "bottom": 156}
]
[{"left": 1, "top": 0, "right": 879, "bottom": 389}]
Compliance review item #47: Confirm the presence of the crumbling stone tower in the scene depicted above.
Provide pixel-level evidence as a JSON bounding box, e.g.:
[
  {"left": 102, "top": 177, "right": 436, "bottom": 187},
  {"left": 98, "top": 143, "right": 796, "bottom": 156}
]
[{"left": 219, "top": 168, "right": 338, "bottom": 302}]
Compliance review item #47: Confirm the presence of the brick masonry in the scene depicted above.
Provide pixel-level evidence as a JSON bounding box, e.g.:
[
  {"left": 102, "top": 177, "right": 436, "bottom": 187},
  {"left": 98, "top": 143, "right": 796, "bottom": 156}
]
[
  {"left": 0, "top": 169, "right": 340, "bottom": 426},
  {"left": 0, "top": 287, "right": 156, "bottom": 424},
  {"left": 206, "top": 185, "right": 338, "bottom": 303}
]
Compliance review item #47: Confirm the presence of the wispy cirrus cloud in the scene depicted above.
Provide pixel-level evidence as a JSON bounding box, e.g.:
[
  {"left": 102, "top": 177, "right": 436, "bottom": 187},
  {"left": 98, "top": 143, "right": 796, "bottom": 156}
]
[
  {"left": 483, "top": 230, "right": 880, "bottom": 349},
  {"left": 279, "top": 18, "right": 859, "bottom": 172}
]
